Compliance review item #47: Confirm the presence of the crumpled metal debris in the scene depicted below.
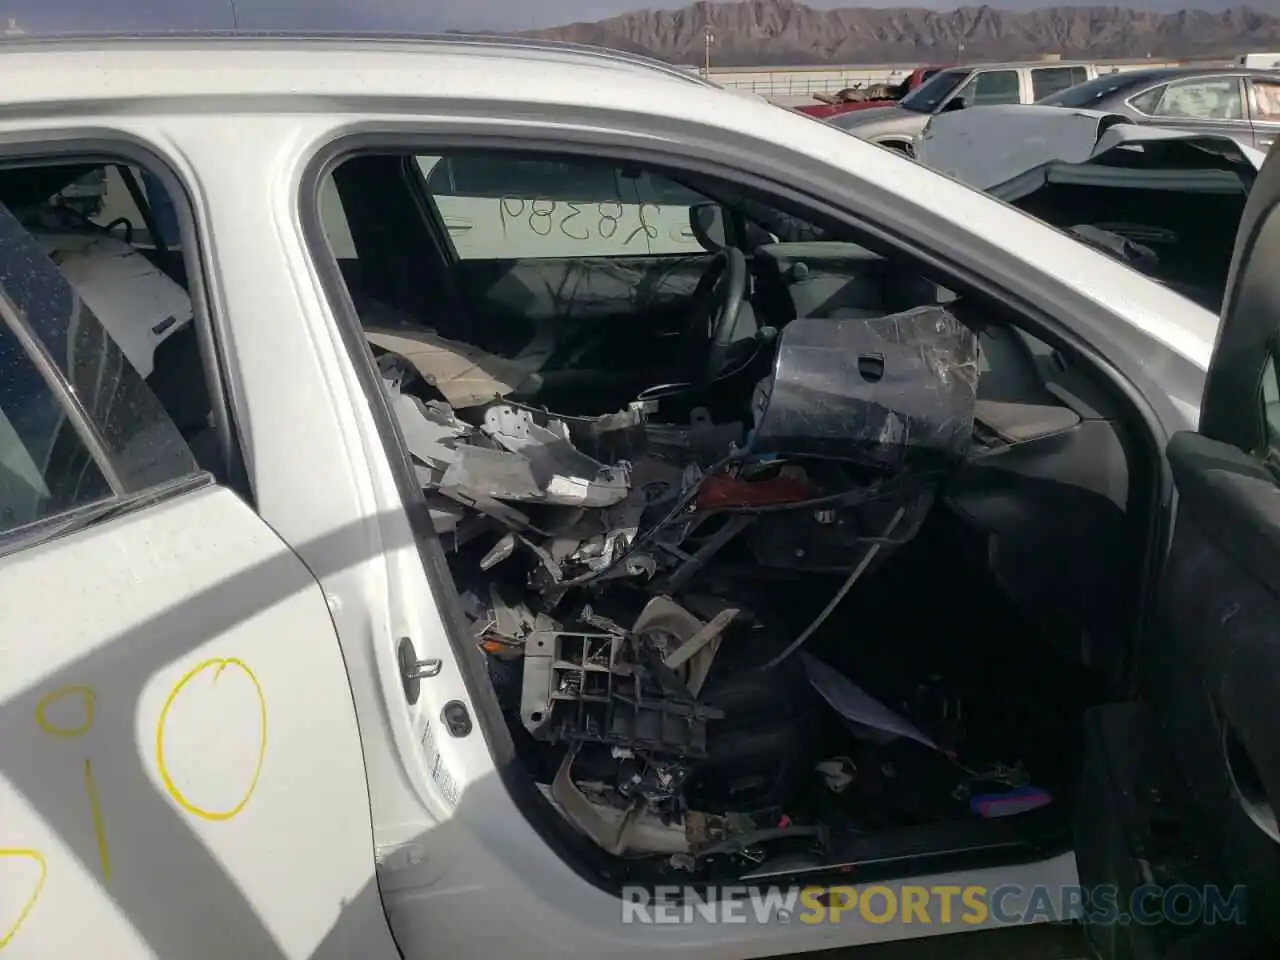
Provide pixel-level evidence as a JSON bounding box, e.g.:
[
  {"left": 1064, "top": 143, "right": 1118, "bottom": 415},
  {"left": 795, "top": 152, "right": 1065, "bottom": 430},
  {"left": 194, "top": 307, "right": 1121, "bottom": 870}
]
[{"left": 389, "top": 386, "right": 631, "bottom": 511}]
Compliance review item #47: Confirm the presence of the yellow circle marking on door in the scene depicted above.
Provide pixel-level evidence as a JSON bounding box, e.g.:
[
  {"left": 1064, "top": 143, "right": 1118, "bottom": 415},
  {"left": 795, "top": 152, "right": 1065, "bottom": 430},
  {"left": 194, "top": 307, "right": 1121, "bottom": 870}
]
[
  {"left": 34, "top": 685, "right": 95, "bottom": 737},
  {"left": 0, "top": 848, "right": 47, "bottom": 949},
  {"left": 156, "top": 658, "right": 267, "bottom": 822}
]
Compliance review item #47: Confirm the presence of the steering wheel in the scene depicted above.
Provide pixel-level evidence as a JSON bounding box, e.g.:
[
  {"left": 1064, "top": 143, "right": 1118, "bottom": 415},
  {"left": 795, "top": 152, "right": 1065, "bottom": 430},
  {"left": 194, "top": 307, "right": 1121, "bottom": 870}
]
[{"left": 682, "top": 247, "right": 749, "bottom": 383}]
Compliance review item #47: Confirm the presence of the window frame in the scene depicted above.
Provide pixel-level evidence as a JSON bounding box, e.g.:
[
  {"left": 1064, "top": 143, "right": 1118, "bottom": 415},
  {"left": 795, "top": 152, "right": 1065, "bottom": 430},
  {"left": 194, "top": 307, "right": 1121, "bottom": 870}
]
[
  {"left": 0, "top": 212, "right": 214, "bottom": 555},
  {"left": 1125, "top": 75, "right": 1249, "bottom": 124},
  {"left": 0, "top": 137, "right": 246, "bottom": 555},
  {"left": 0, "top": 141, "right": 246, "bottom": 496}
]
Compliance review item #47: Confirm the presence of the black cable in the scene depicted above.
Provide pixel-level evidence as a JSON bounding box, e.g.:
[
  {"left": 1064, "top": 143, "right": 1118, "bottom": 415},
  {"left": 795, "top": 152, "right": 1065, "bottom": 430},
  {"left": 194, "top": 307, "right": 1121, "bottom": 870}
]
[{"left": 560, "top": 448, "right": 747, "bottom": 589}]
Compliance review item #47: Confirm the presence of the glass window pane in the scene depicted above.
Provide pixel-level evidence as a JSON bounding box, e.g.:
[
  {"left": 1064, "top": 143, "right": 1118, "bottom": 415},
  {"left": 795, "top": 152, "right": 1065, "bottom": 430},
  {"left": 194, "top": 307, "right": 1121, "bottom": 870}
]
[
  {"left": 0, "top": 201, "right": 197, "bottom": 491},
  {"left": 1152, "top": 79, "right": 1243, "bottom": 120},
  {"left": 0, "top": 317, "right": 110, "bottom": 533},
  {"left": 969, "top": 70, "right": 1021, "bottom": 106}
]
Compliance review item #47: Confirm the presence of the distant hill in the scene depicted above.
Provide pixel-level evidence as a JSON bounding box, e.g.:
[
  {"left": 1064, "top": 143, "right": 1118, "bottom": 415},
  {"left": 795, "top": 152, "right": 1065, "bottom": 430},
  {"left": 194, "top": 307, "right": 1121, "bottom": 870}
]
[{"left": 523, "top": 1, "right": 1280, "bottom": 65}]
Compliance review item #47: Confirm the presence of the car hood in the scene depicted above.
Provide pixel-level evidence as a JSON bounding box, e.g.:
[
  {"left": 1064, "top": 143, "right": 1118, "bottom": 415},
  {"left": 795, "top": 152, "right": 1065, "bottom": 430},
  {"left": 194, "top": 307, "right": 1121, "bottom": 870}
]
[
  {"left": 915, "top": 105, "right": 1262, "bottom": 310},
  {"left": 829, "top": 105, "right": 927, "bottom": 138},
  {"left": 916, "top": 105, "right": 1265, "bottom": 190}
]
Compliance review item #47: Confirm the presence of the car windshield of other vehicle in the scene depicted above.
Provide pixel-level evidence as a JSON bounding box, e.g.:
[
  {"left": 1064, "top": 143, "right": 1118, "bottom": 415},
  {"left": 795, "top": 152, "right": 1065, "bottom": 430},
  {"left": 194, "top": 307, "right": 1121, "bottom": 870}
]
[
  {"left": 1036, "top": 72, "right": 1137, "bottom": 107},
  {"left": 899, "top": 67, "right": 970, "bottom": 113}
]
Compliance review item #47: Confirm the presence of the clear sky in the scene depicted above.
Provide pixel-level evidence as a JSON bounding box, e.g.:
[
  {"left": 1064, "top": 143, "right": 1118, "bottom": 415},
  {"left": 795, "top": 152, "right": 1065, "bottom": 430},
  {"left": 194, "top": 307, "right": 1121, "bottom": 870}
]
[{"left": 2, "top": 0, "right": 1248, "bottom": 36}]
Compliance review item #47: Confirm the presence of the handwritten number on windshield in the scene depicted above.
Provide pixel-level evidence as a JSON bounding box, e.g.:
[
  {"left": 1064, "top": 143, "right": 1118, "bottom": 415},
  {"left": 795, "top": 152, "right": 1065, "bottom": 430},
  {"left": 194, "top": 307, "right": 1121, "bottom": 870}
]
[
  {"left": 560, "top": 201, "right": 590, "bottom": 240},
  {"left": 597, "top": 200, "right": 622, "bottom": 239},
  {"left": 499, "top": 197, "right": 525, "bottom": 238},
  {"left": 529, "top": 199, "right": 555, "bottom": 236},
  {"left": 625, "top": 202, "right": 660, "bottom": 246},
  {"left": 496, "top": 196, "right": 663, "bottom": 244}
]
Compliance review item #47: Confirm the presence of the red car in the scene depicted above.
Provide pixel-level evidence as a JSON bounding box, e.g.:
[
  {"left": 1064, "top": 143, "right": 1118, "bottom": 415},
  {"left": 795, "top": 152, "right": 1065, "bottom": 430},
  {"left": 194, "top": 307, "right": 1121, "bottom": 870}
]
[{"left": 795, "top": 66, "right": 949, "bottom": 119}]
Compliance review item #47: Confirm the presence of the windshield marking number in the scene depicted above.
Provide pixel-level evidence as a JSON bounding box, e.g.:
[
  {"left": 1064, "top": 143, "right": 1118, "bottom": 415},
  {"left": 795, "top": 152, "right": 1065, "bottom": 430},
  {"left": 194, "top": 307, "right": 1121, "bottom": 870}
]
[{"left": 496, "top": 196, "right": 658, "bottom": 245}]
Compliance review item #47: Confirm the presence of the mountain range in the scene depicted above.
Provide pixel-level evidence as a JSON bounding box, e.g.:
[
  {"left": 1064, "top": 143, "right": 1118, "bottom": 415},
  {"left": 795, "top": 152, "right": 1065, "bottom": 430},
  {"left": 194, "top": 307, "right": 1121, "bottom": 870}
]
[{"left": 523, "top": 1, "right": 1280, "bottom": 65}]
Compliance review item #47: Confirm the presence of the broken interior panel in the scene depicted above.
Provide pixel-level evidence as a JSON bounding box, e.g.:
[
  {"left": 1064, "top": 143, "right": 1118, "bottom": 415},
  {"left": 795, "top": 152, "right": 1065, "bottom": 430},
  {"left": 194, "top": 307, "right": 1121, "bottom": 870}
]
[
  {"left": 0, "top": 147, "right": 1200, "bottom": 895},
  {"left": 323, "top": 149, "right": 1156, "bottom": 886}
]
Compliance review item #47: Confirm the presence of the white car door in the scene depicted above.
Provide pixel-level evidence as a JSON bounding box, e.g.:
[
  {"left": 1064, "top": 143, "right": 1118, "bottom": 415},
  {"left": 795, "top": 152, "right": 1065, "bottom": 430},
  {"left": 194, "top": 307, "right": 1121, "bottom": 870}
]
[{"left": 0, "top": 201, "right": 384, "bottom": 958}]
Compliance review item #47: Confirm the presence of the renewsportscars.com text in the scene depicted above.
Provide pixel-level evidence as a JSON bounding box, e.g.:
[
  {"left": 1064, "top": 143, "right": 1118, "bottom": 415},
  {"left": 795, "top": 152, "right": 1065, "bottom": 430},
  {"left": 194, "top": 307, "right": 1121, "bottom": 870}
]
[{"left": 620, "top": 884, "right": 1249, "bottom": 926}]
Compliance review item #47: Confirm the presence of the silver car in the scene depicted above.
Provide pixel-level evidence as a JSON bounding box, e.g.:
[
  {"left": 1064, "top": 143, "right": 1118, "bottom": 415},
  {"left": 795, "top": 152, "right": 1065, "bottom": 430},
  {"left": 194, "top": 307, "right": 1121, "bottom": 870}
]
[{"left": 831, "top": 60, "right": 1100, "bottom": 153}]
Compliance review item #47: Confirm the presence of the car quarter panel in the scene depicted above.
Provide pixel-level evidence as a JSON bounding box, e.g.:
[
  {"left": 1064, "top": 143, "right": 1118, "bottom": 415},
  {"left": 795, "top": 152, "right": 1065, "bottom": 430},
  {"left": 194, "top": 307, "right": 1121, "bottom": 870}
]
[{"left": 0, "top": 486, "right": 386, "bottom": 959}]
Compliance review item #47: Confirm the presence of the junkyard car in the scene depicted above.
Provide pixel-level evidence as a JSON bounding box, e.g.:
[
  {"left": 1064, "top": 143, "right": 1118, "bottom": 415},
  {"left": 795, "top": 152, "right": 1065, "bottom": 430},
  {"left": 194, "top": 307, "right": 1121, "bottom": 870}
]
[
  {"left": 1034, "top": 66, "right": 1280, "bottom": 153},
  {"left": 2, "top": 26, "right": 1279, "bottom": 960},
  {"left": 915, "top": 104, "right": 1265, "bottom": 309},
  {"left": 828, "top": 60, "right": 1101, "bottom": 153}
]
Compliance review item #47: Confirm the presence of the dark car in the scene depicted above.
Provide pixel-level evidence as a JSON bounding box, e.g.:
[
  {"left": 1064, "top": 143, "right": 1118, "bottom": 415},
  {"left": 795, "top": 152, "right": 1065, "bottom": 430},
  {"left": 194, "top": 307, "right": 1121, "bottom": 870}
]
[{"left": 1036, "top": 66, "right": 1280, "bottom": 152}]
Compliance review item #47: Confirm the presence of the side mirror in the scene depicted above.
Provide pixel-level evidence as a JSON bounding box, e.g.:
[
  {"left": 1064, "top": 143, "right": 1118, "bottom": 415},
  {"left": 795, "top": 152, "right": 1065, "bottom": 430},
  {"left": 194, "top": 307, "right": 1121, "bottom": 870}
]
[
  {"left": 941, "top": 96, "right": 968, "bottom": 113},
  {"left": 688, "top": 202, "right": 728, "bottom": 252}
]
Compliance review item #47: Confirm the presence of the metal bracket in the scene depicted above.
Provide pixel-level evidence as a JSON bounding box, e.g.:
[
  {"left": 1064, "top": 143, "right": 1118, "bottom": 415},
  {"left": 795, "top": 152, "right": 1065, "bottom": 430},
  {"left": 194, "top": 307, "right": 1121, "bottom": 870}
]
[{"left": 398, "top": 637, "right": 442, "bottom": 705}]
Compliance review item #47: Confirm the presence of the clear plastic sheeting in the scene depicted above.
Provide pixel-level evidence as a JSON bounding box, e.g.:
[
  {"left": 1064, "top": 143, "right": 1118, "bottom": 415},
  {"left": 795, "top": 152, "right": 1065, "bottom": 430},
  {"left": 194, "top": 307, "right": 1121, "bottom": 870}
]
[{"left": 751, "top": 304, "right": 981, "bottom": 471}]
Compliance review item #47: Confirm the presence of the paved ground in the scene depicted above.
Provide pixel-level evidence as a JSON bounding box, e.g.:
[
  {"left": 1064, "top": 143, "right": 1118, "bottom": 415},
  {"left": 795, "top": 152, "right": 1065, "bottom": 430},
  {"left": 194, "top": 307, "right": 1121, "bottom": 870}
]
[{"left": 776, "top": 923, "right": 1089, "bottom": 959}]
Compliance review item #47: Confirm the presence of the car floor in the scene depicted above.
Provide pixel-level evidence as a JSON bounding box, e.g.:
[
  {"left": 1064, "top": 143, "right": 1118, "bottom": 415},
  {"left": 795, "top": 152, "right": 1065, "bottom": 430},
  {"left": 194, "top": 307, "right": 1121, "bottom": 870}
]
[{"left": 791, "top": 507, "right": 1109, "bottom": 832}]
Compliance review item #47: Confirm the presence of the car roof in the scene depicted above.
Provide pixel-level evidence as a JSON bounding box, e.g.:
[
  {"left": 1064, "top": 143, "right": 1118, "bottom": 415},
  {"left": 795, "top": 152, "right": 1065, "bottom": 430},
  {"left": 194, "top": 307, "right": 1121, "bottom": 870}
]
[
  {"left": 1094, "top": 65, "right": 1280, "bottom": 87},
  {"left": 0, "top": 32, "right": 1219, "bottom": 378},
  {"left": 0, "top": 28, "right": 716, "bottom": 86},
  {"left": 950, "top": 60, "right": 1100, "bottom": 70}
]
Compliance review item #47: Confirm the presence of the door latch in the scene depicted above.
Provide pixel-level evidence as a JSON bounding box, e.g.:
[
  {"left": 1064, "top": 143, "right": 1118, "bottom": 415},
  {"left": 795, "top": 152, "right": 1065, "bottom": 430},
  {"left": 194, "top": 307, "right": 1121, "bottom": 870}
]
[{"left": 397, "top": 637, "right": 441, "bottom": 705}]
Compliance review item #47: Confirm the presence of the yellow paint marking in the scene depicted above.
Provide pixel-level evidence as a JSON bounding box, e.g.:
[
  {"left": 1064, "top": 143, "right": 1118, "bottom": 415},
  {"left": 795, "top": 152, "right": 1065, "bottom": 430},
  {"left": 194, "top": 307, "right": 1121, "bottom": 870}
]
[
  {"left": 0, "top": 848, "right": 46, "bottom": 950},
  {"left": 83, "top": 758, "right": 112, "bottom": 880},
  {"left": 34, "top": 685, "right": 95, "bottom": 737},
  {"left": 156, "top": 658, "right": 267, "bottom": 821}
]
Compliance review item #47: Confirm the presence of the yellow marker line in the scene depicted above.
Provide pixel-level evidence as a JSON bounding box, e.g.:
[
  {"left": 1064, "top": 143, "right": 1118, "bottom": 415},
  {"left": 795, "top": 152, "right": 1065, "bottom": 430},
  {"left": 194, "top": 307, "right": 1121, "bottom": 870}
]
[
  {"left": 34, "top": 685, "right": 95, "bottom": 738},
  {"left": 0, "top": 848, "right": 47, "bottom": 949},
  {"left": 83, "top": 758, "right": 112, "bottom": 880}
]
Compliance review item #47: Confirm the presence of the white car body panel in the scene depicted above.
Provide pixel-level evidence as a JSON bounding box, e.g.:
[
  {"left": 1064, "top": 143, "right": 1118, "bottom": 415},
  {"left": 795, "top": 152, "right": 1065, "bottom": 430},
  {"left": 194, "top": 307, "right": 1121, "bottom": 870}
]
[
  {"left": 0, "top": 36, "right": 1224, "bottom": 958},
  {"left": 0, "top": 485, "right": 389, "bottom": 958}
]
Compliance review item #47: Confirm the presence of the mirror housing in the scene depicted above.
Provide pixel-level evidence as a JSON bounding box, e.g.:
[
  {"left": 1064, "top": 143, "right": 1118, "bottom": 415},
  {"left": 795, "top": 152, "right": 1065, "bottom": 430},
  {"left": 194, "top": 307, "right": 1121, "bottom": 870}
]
[{"left": 689, "top": 202, "right": 728, "bottom": 251}]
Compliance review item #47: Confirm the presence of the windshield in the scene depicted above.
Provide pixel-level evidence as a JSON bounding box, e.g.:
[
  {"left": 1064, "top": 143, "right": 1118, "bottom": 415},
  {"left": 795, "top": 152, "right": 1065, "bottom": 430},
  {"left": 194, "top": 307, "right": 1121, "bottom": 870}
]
[
  {"left": 899, "top": 68, "right": 970, "bottom": 113},
  {"left": 1036, "top": 72, "right": 1138, "bottom": 107}
]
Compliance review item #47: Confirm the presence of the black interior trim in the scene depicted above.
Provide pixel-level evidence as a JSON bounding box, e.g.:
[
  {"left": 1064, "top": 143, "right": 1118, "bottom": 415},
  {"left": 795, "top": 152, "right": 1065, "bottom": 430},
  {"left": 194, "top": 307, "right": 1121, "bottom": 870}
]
[
  {"left": 1167, "top": 430, "right": 1280, "bottom": 599},
  {"left": 1201, "top": 139, "right": 1280, "bottom": 454}
]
